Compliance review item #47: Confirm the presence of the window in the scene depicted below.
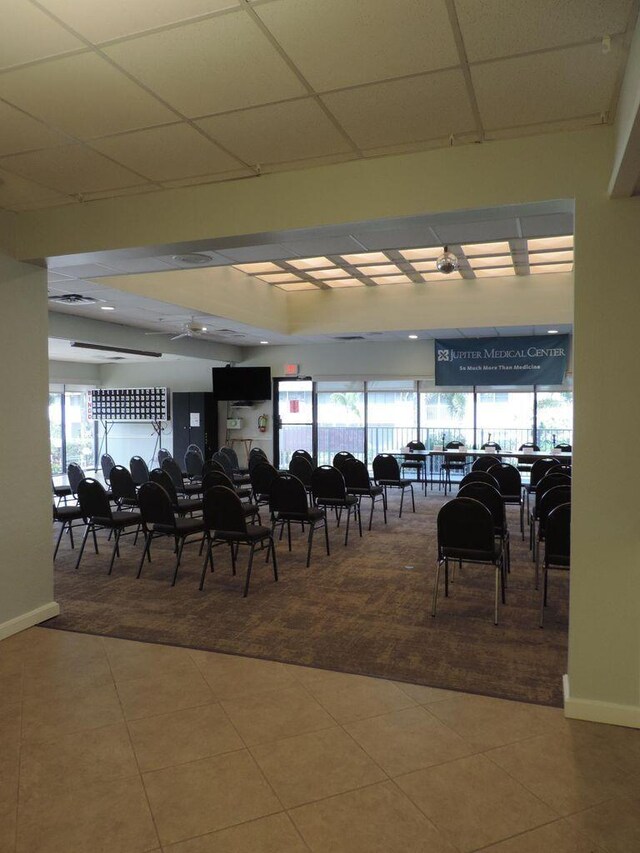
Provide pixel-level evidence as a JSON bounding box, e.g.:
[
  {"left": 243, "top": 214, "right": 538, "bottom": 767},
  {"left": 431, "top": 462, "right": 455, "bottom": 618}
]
[
  {"left": 48, "top": 386, "right": 96, "bottom": 475},
  {"left": 476, "top": 390, "right": 534, "bottom": 451},
  {"left": 366, "top": 380, "right": 417, "bottom": 464},
  {"left": 49, "top": 392, "right": 63, "bottom": 475},
  {"left": 316, "top": 381, "right": 365, "bottom": 464},
  {"left": 536, "top": 391, "right": 573, "bottom": 450},
  {"left": 419, "top": 388, "right": 474, "bottom": 448}
]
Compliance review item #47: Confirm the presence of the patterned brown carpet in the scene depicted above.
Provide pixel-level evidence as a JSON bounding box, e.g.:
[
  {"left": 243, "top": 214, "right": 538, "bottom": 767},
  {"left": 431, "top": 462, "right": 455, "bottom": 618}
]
[{"left": 47, "top": 490, "right": 569, "bottom": 706}]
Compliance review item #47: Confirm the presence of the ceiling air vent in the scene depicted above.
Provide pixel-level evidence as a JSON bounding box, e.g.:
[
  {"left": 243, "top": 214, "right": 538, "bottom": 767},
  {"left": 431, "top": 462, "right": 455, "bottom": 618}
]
[
  {"left": 332, "top": 335, "right": 366, "bottom": 341},
  {"left": 48, "top": 293, "right": 97, "bottom": 305},
  {"left": 213, "top": 329, "right": 246, "bottom": 338},
  {"left": 171, "top": 253, "right": 212, "bottom": 265}
]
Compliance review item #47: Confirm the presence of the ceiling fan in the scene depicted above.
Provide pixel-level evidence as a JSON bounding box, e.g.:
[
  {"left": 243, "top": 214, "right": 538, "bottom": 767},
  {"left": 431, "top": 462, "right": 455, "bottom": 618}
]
[{"left": 144, "top": 319, "right": 210, "bottom": 341}]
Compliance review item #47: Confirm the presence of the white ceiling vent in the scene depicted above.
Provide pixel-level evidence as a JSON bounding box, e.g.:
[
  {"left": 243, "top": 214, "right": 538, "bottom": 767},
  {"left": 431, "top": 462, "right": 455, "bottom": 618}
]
[{"left": 171, "top": 253, "right": 212, "bottom": 265}]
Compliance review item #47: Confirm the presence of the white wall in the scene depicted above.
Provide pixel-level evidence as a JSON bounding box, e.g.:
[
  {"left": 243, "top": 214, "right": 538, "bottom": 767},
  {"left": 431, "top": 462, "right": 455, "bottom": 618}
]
[
  {"left": 49, "top": 359, "right": 101, "bottom": 386},
  {"left": 0, "top": 255, "right": 58, "bottom": 637}
]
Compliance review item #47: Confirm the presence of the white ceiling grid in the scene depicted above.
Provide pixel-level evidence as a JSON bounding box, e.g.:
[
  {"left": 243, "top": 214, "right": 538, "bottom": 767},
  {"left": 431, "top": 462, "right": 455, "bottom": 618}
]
[{"left": 0, "top": 0, "right": 636, "bottom": 211}]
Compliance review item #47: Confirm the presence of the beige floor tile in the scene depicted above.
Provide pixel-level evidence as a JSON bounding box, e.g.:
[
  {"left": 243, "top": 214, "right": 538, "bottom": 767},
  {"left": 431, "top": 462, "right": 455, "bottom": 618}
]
[
  {"left": 163, "top": 813, "right": 308, "bottom": 853},
  {"left": 0, "top": 744, "right": 19, "bottom": 813},
  {"left": 565, "top": 797, "right": 640, "bottom": 852},
  {"left": 0, "top": 670, "right": 23, "bottom": 709},
  {"left": 103, "top": 637, "right": 199, "bottom": 683},
  {"left": 21, "top": 682, "right": 123, "bottom": 743},
  {"left": 0, "top": 800, "right": 17, "bottom": 853},
  {"left": 251, "top": 726, "right": 386, "bottom": 808},
  {"left": 128, "top": 702, "right": 243, "bottom": 772},
  {"left": 289, "top": 780, "right": 456, "bottom": 853},
  {"left": 19, "top": 722, "right": 138, "bottom": 797},
  {"left": 476, "top": 817, "right": 606, "bottom": 851},
  {"left": 344, "top": 705, "right": 475, "bottom": 776},
  {"left": 396, "top": 753, "right": 556, "bottom": 853},
  {"left": 299, "top": 670, "right": 416, "bottom": 723},
  {"left": 426, "top": 693, "right": 561, "bottom": 750},
  {"left": 221, "top": 685, "right": 334, "bottom": 747},
  {"left": 190, "top": 651, "right": 298, "bottom": 701},
  {"left": 393, "top": 681, "right": 461, "bottom": 704},
  {"left": 486, "top": 731, "right": 639, "bottom": 816},
  {"left": 0, "top": 702, "right": 21, "bottom": 749},
  {"left": 22, "top": 649, "right": 113, "bottom": 696},
  {"left": 116, "top": 667, "right": 215, "bottom": 721},
  {"left": 142, "top": 749, "right": 281, "bottom": 845},
  {"left": 16, "top": 775, "right": 158, "bottom": 853}
]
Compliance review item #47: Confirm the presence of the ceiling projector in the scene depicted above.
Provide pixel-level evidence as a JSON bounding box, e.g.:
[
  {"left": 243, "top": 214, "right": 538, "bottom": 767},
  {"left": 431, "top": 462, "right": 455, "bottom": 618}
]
[{"left": 435, "top": 246, "right": 459, "bottom": 274}]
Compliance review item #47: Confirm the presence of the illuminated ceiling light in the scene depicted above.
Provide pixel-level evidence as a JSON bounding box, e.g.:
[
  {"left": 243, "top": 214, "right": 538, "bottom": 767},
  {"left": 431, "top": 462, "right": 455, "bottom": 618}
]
[
  {"left": 287, "top": 256, "right": 334, "bottom": 269},
  {"left": 276, "top": 281, "right": 319, "bottom": 291},
  {"left": 399, "top": 247, "right": 442, "bottom": 260},
  {"left": 257, "top": 273, "right": 303, "bottom": 283},
  {"left": 308, "top": 268, "right": 351, "bottom": 280},
  {"left": 324, "top": 278, "right": 364, "bottom": 288},
  {"left": 421, "top": 271, "right": 462, "bottom": 281},
  {"left": 547, "top": 329, "right": 559, "bottom": 334},
  {"left": 408, "top": 334, "right": 418, "bottom": 339},
  {"left": 435, "top": 246, "right": 459, "bottom": 274},
  {"left": 341, "top": 251, "right": 388, "bottom": 264},
  {"left": 461, "top": 241, "right": 511, "bottom": 256},
  {"left": 100, "top": 305, "right": 115, "bottom": 310},
  {"left": 260, "top": 340, "right": 269, "bottom": 344},
  {"left": 468, "top": 255, "right": 512, "bottom": 269},
  {"left": 234, "top": 262, "right": 283, "bottom": 274},
  {"left": 474, "top": 267, "right": 515, "bottom": 277},
  {"left": 357, "top": 264, "right": 401, "bottom": 276},
  {"left": 372, "top": 274, "right": 412, "bottom": 285},
  {"left": 529, "top": 263, "right": 573, "bottom": 274},
  {"left": 528, "top": 250, "right": 573, "bottom": 264},
  {"left": 527, "top": 235, "right": 573, "bottom": 251}
]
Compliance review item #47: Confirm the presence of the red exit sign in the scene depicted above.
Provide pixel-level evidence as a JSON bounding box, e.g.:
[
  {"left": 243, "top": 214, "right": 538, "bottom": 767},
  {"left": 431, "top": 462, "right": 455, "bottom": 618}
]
[{"left": 284, "top": 363, "right": 299, "bottom": 376}]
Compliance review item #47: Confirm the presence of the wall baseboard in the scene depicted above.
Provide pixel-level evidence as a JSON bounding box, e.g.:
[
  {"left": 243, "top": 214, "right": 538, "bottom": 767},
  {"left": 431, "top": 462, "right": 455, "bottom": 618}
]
[
  {"left": 563, "top": 674, "right": 640, "bottom": 729},
  {"left": 0, "top": 601, "right": 60, "bottom": 642}
]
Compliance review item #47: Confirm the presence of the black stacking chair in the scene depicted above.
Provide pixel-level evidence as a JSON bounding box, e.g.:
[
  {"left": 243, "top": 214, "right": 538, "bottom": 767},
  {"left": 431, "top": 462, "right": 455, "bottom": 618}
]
[
  {"left": 529, "top": 471, "right": 571, "bottom": 555},
  {"left": 400, "top": 441, "right": 427, "bottom": 488},
  {"left": 249, "top": 461, "right": 279, "bottom": 508},
  {"left": 130, "top": 456, "right": 150, "bottom": 487},
  {"left": 184, "top": 449, "right": 204, "bottom": 482},
  {"left": 540, "top": 502, "right": 571, "bottom": 627},
  {"left": 52, "top": 501, "right": 84, "bottom": 559},
  {"left": 162, "top": 457, "right": 202, "bottom": 498},
  {"left": 100, "top": 453, "right": 116, "bottom": 486},
  {"left": 157, "top": 448, "right": 172, "bottom": 467},
  {"left": 291, "top": 449, "right": 313, "bottom": 465},
  {"left": 472, "top": 455, "right": 501, "bottom": 473},
  {"left": 488, "top": 462, "right": 524, "bottom": 539},
  {"left": 221, "top": 445, "right": 249, "bottom": 474},
  {"left": 136, "top": 482, "right": 204, "bottom": 586},
  {"left": 213, "top": 450, "right": 251, "bottom": 486},
  {"left": 69, "top": 461, "right": 114, "bottom": 501},
  {"left": 432, "top": 497, "right": 506, "bottom": 625},
  {"left": 372, "top": 453, "right": 415, "bottom": 517},
  {"left": 200, "top": 485, "right": 277, "bottom": 596},
  {"left": 202, "top": 458, "right": 225, "bottom": 477},
  {"left": 202, "top": 470, "right": 260, "bottom": 523},
  {"left": 332, "top": 451, "right": 355, "bottom": 474},
  {"left": 186, "top": 443, "right": 204, "bottom": 459},
  {"left": 343, "top": 457, "right": 386, "bottom": 530},
  {"left": 534, "top": 484, "right": 571, "bottom": 583},
  {"left": 459, "top": 470, "right": 500, "bottom": 490},
  {"left": 458, "top": 482, "right": 510, "bottom": 573},
  {"left": 311, "top": 465, "right": 361, "bottom": 545},
  {"left": 481, "top": 441, "right": 501, "bottom": 453},
  {"left": 52, "top": 478, "right": 72, "bottom": 506},
  {"left": 269, "top": 474, "right": 329, "bottom": 566},
  {"left": 289, "top": 455, "right": 314, "bottom": 501},
  {"left": 75, "top": 478, "right": 141, "bottom": 574},
  {"left": 524, "top": 457, "right": 561, "bottom": 518},
  {"left": 516, "top": 443, "right": 540, "bottom": 474},
  {"left": 150, "top": 468, "right": 202, "bottom": 516},
  {"left": 109, "top": 465, "right": 139, "bottom": 509},
  {"left": 248, "top": 448, "right": 269, "bottom": 474},
  {"left": 440, "top": 442, "right": 470, "bottom": 494},
  {"left": 555, "top": 443, "right": 572, "bottom": 452}
]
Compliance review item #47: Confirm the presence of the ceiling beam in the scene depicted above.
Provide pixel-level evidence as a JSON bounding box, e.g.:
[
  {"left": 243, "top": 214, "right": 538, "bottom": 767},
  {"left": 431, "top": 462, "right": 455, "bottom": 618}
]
[{"left": 609, "top": 21, "right": 640, "bottom": 197}]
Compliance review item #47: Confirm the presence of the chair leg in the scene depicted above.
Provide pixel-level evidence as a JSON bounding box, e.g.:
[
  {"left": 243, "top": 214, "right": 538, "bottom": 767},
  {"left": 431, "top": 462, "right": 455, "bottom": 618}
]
[
  {"left": 306, "top": 522, "right": 315, "bottom": 568},
  {"left": 54, "top": 522, "right": 66, "bottom": 559},
  {"left": 68, "top": 521, "right": 75, "bottom": 550},
  {"left": 137, "top": 532, "right": 151, "bottom": 578},
  {"left": 535, "top": 539, "right": 540, "bottom": 589},
  {"left": 431, "top": 558, "right": 442, "bottom": 617},
  {"left": 539, "top": 566, "right": 547, "bottom": 627},
  {"left": 382, "top": 492, "right": 387, "bottom": 524},
  {"left": 229, "top": 541, "right": 237, "bottom": 575},
  {"left": 107, "top": 528, "right": 120, "bottom": 575},
  {"left": 199, "top": 535, "right": 213, "bottom": 590},
  {"left": 410, "top": 484, "right": 415, "bottom": 513},
  {"left": 368, "top": 496, "right": 375, "bottom": 531},
  {"left": 270, "top": 536, "right": 278, "bottom": 582},
  {"left": 356, "top": 501, "right": 362, "bottom": 538},
  {"left": 344, "top": 504, "right": 351, "bottom": 546},
  {"left": 243, "top": 543, "right": 256, "bottom": 597},
  {"left": 444, "top": 558, "right": 449, "bottom": 597},
  {"left": 399, "top": 486, "right": 404, "bottom": 518},
  {"left": 171, "top": 537, "right": 185, "bottom": 586},
  {"left": 75, "top": 523, "right": 91, "bottom": 571},
  {"left": 520, "top": 500, "right": 524, "bottom": 540},
  {"left": 287, "top": 520, "right": 292, "bottom": 552},
  {"left": 323, "top": 514, "right": 330, "bottom": 556},
  {"left": 494, "top": 564, "right": 500, "bottom": 626}
]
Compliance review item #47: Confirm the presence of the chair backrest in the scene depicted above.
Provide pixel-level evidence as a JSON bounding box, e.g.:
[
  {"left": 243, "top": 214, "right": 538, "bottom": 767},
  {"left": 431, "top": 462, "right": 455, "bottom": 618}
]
[
  {"left": 186, "top": 443, "right": 204, "bottom": 459},
  {"left": 472, "top": 455, "right": 501, "bottom": 472},
  {"left": 137, "top": 481, "right": 176, "bottom": 528},
  {"left": 77, "top": 478, "right": 112, "bottom": 522},
  {"left": 292, "top": 449, "right": 313, "bottom": 464},
  {"left": 250, "top": 461, "right": 279, "bottom": 496},
  {"left": 202, "top": 485, "right": 247, "bottom": 534},
  {"left": 437, "top": 498, "right": 495, "bottom": 555},
  {"left": 406, "top": 440, "right": 426, "bottom": 452},
  {"left": 67, "top": 462, "right": 85, "bottom": 493},
  {"left": 202, "top": 458, "right": 226, "bottom": 477},
  {"left": 342, "top": 457, "right": 371, "bottom": 490},
  {"left": 332, "top": 451, "right": 355, "bottom": 472},
  {"left": 110, "top": 465, "right": 137, "bottom": 502},
  {"left": 248, "top": 448, "right": 268, "bottom": 472},
  {"left": 487, "top": 462, "right": 522, "bottom": 496},
  {"left": 289, "top": 455, "right": 314, "bottom": 487},
  {"left": 372, "top": 453, "right": 400, "bottom": 481},
  {"left": 481, "top": 442, "right": 501, "bottom": 452},
  {"left": 100, "top": 453, "right": 115, "bottom": 485},
  {"left": 212, "top": 450, "right": 234, "bottom": 479},
  {"left": 157, "top": 448, "right": 172, "bottom": 466},
  {"left": 311, "top": 465, "right": 347, "bottom": 501},
  {"left": 537, "top": 486, "right": 572, "bottom": 536},
  {"left": 530, "top": 457, "right": 561, "bottom": 486},
  {"left": 202, "top": 470, "right": 235, "bottom": 493},
  {"left": 519, "top": 443, "right": 540, "bottom": 452},
  {"left": 269, "top": 473, "right": 308, "bottom": 515},
  {"left": 220, "top": 446, "right": 241, "bottom": 470},
  {"left": 149, "top": 468, "right": 179, "bottom": 505},
  {"left": 545, "top": 502, "right": 571, "bottom": 564},
  {"left": 535, "top": 472, "right": 571, "bottom": 503},
  {"left": 161, "top": 457, "right": 185, "bottom": 491},
  {"left": 444, "top": 442, "right": 467, "bottom": 463},
  {"left": 555, "top": 443, "right": 572, "bottom": 452},
  {"left": 184, "top": 449, "right": 204, "bottom": 479},
  {"left": 459, "top": 470, "right": 499, "bottom": 489},
  {"left": 129, "top": 456, "right": 150, "bottom": 486},
  {"left": 458, "top": 483, "right": 505, "bottom": 532}
]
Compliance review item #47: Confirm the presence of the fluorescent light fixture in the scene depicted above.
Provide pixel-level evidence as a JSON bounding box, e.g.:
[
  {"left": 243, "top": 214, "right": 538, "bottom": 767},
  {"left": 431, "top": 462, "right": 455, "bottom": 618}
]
[
  {"left": 372, "top": 274, "right": 412, "bottom": 285},
  {"left": 420, "top": 271, "right": 462, "bottom": 281},
  {"left": 287, "top": 256, "right": 334, "bottom": 269},
  {"left": 529, "top": 263, "right": 573, "bottom": 274},
  {"left": 399, "top": 247, "right": 442, "bottom": 260},
  {"left": 71, "top": 342, "right": 162, "bottom": 358},
  {"left": 308, "top": 268, "right": 351, "bottom": 280},
  {"left": 528, "top": 250, "right": 573, "bottom": 264},
  {"left": 462, "top": 241, "right": 511, "bottom": 256},
  {"left": 408, "top": 334, "right": 418, "bottom": 339},
  {"left": 473, "top": 267, "right": 515, "bottom": 277},
  {"left": 468, "top": 255, "right": 513, "bottom": 269},
  {"left": 257, "top": 273, "right": 302, "bottom": 283},
  {"left": 547, "top": 329, "right": 559, "bottom": 334},
  {"left": 341, "top": 252, "right": 388, "bottom": 264},
  {"left": 276, "top": 282, "right": 319, "bottom": 291},
  {"left": 234, "top": 262, "right": 283, "bottom": 274},
  {"left": 100, "top": 305, "right": 115, "bottom": 311},
  {"left": 260, "top": 340, "right": 269, "bottom": 344},
  {"left": 527, "top": 235, "right": 573, "bottom": 251},
  {"left": 324, "top": 278, "right": 364, "bottom": 288},
  {"left": 357, "top": 264, "right": 400, "bottom": 276}
]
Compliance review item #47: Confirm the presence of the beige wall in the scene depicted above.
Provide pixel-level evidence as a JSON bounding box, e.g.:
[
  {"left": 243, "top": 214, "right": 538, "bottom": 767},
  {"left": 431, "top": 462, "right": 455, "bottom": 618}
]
[{"left": 0, "top": 255, "right": 58, "bottom": 636}]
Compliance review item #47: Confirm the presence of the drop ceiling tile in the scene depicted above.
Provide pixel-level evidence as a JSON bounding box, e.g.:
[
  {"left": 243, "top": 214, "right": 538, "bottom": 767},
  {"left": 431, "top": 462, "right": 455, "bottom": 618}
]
[
  {"left": 462, "top": 241, "right": 512, "bottom": 255},
  {"left": 322, "top": 70, "right": 475, "bottom": 150},
  {"left": 255, "top": 0, "right": 458, "bottom": 90},
  {"left": 324, "top": 278, "right": 364, "bottom": 288},
  {"left": 51, "top": 263, "right": 123, "bottom": 278},
  {"left": 0, "top": 165, "right": 69, "bottom": 208},
  {"left": 37, "top": 0, "right": 241, "bottom": 43},
  {"left": 0, "top": 100, "right": 73, "bottom": 156},
  {"left": 472, "top": 44, "right": 620, "bottom": 129},
  {"left": 88, "top": 257, "right": 175, "bottom": 275},
  {"left": 399, "top": 246, "right": 443, "bottom": 261},
  {"left": 0, "top": 53, "right": 176, "bottom": 139},
  {"left": 436, "top": 219, "right": 519, "bottom": 245},
  {"left": 221, "top": 246, "right": 293, "bottom": 262},
  {"left": 520, "top": 215, "right": 574, "bottom": 239},
  {"left": 0, "top": 144, "right": 149, "bottom": 194},
  {"left": 354, "top": 226, "right": 440, "bottom": 251},
  {"left": 0, "top": 0, "right": 85, "bottom": 70},
  {"left": 456, "top": 0, "right": 633, "bottom": 63},
  {"left": 104, "top": 14, "right": 307, "bottom": 117},
  {"left": 281, "top": 235, "right": 364, "bottom": 256},
  {"left": 197, "top": 98, "right": 352, "bottom": 165},
  {"left": 468, "top": 254, "right": 513, "bottom": 268},
  {"left": 159, "top": 168, "right": 254, "bottom": 187},
  {"left": 233, "top": 261, "right": 283, "bottom": 273},
  {"left": 91, "top": 123, "right": 243, "bottom": 182}
]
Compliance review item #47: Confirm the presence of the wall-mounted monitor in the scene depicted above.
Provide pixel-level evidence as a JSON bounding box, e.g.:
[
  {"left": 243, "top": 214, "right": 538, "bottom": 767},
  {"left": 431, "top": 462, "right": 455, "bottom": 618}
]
[{"left": 212, "top": 366, "right": 272, "bottom": 401}]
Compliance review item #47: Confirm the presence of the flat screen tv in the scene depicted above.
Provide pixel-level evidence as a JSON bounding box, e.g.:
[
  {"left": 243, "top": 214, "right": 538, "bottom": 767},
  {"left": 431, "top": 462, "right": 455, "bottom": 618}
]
[{"left": 212, "top": 366, "right": 272, "bottom": 401}]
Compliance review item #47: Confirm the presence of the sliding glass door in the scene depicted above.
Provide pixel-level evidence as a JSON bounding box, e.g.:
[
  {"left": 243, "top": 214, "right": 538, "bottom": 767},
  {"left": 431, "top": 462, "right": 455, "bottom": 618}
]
[
  {"left": 316, "top": 381, "right": 365, "bottom": 465},
  {"left": 275, "top": 379, "right": 314, "bottom": 468}
]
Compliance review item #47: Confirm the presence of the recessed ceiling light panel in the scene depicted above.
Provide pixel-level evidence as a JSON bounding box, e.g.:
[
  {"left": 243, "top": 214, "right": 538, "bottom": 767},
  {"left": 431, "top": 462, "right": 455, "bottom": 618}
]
[
  {"left": 462, "top": 241, "right": 511, "bottom": 256},
  {"left": 399, "top": 247, "right": 442, "bottom": 260},
  {"left": 287, "top": 256, "right": 334, "bottom": 269},
  {"left": 341, "top": 252, "right": 388, "bottom": 264},
  {"left": 356, "top": 264, "right": 400, "bottom": 276},
  {"left": 527, "top": 236, "right": 573, "bottom": 251},
  {"left": 234, "top": 262, "right": 283, "bottom": 274}
]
